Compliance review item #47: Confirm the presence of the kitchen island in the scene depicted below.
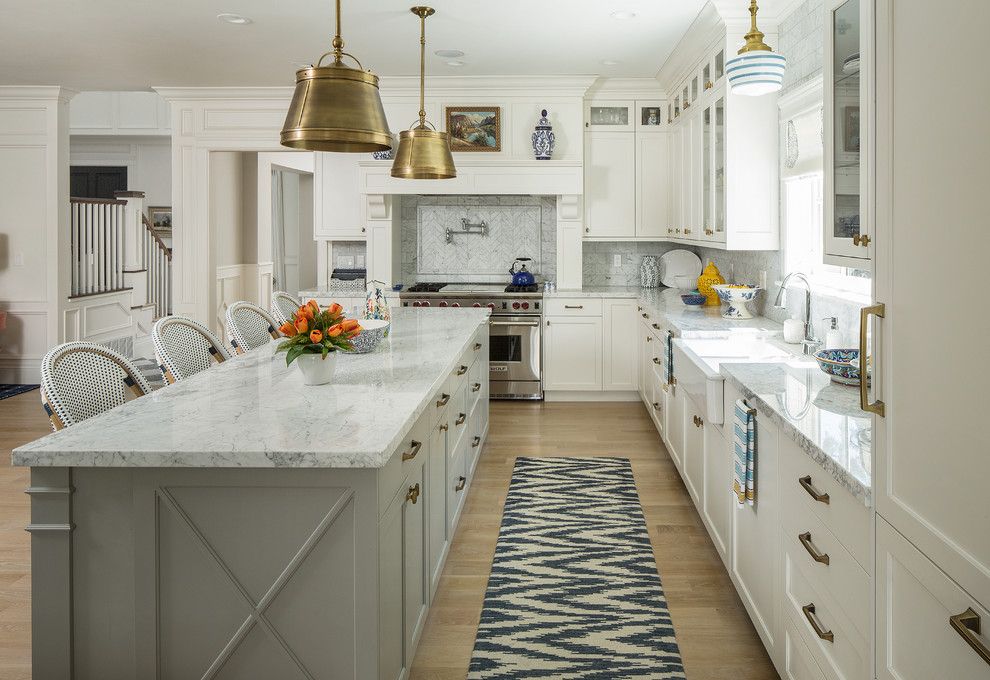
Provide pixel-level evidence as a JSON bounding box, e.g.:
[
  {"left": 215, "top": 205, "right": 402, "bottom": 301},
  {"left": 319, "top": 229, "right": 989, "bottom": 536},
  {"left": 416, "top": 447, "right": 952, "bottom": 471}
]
[{"left": 13, "top": 308, "right": 491, "bottom": 680}]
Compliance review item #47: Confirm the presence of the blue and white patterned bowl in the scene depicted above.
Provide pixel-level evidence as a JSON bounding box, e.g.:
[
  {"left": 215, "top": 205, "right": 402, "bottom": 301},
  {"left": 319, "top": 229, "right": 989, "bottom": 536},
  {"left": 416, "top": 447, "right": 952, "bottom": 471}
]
[
  {"left": 680, "top": 291, "right": 707, "bottom": 306},
  {"left": 712, "top": 284, "right": 762, "bottom": 319},
  {"left": 348, "top": 319, "right": 390, "bottom": 354},
  {"left": 813, "top": 348, "right": 864, "bottom": 385}
]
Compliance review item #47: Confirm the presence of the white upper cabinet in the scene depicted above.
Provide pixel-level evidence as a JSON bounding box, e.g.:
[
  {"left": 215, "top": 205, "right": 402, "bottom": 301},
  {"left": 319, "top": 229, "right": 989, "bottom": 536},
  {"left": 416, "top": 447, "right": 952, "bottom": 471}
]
[
  {"left": 71, "top": 91, "right": 170, "bottom": 135},
  {"left": 584, "top": 130, "right": 636, "bottom": 238},
  {"left": 824, "top": 0, "right": 873, "bottom": 267},
  {"left": 314, "top": 152, "right": 365, "bottom": 240},
  {"left": 636, "top": 132, "right": 670, "bottom": 239},
  {"left": 584, "top": 100, "right": 635, "bottom": 132}
]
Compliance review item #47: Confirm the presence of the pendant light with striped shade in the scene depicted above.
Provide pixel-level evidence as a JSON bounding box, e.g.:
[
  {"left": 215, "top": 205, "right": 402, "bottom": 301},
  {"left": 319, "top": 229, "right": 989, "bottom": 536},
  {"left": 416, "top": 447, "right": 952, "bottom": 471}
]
[{"left": 725, "top": 0, "right": 787, "bottom": 96}]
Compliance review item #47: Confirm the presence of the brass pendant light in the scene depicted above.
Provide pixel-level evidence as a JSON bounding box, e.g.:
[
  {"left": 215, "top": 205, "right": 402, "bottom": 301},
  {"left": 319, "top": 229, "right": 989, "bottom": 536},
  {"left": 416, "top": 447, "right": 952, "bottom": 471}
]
[
  {"left": 280, "top": 0, "right": 392, "bottom": 152},
  {"left": 391, "top": 7, "right": 456, "bottom": 179}
]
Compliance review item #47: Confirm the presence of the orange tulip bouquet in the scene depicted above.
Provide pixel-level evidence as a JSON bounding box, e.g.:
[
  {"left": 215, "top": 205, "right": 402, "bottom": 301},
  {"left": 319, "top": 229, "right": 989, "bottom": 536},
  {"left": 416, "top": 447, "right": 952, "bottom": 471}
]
[{"left": 276, "top": 300, "right": 362, "bottom": 367}]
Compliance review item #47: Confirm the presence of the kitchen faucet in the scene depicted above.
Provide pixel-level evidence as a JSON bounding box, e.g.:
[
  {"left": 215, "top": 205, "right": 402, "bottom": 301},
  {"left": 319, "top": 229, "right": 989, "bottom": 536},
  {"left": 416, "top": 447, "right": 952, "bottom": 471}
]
[{"left": 773, "top": 272, "right": 821, "bottom": 355}]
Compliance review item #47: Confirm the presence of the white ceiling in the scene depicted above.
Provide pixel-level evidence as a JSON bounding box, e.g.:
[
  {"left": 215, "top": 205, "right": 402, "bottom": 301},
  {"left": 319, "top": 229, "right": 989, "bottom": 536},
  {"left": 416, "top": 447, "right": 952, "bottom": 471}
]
[{"left": 0, "top": 0, "right": 713, "bottom": 90}]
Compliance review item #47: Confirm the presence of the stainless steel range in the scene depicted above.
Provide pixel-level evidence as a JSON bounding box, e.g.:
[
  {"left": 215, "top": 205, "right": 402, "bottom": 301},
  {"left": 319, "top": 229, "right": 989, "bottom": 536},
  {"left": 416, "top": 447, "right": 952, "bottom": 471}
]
[{"left": 399, "top": 283, "right": 543, "bottom": 400}]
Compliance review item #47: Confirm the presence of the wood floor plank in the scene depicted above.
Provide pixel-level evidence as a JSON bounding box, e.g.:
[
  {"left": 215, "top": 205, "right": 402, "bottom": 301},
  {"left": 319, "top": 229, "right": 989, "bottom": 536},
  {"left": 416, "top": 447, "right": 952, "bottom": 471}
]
[{"left": 0, "top": 394, "right": 778, "bottom": 679}]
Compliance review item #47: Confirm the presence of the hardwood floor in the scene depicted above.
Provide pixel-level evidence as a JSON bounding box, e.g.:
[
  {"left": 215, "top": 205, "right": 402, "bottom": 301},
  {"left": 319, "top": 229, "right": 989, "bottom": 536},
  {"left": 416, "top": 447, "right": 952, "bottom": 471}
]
[{"left": 0, "top": 395, "right": 777, "bottom": 679}]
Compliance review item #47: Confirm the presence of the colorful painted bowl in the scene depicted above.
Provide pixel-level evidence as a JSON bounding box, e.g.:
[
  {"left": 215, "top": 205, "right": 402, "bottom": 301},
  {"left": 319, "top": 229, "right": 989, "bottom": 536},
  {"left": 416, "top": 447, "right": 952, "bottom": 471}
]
[
  {"left": 712, "top": 284, "right": 763, "bottom": 319},
  {"left": 680, "top": 291, "right": 707, "bottom": 306},
  {"left": 348, "top": 319, "right": 390, "bottom": 354},
  {"left": 813, "top": 348, "right": 864, "bottom": 385}
]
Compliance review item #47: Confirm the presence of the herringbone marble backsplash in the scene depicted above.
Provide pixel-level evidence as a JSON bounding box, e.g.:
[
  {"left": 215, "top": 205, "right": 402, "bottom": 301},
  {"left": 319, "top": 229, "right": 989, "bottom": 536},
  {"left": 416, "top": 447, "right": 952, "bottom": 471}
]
[{"left": 400, "top": 195, "right": 556, "bottom": 284}]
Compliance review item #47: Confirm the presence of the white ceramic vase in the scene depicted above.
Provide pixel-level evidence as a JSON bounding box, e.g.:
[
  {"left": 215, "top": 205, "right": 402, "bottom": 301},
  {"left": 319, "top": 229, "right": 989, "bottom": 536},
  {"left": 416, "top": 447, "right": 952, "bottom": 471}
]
[{"left": 294, "top": 351, "right": 338, "bottom": 386}]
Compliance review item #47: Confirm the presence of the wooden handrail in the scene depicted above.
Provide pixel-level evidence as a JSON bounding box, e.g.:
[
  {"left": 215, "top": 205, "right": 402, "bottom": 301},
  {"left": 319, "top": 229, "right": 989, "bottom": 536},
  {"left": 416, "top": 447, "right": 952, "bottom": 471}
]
[
  {"left": 142, "top": 213, "right": 172, "bottom": 261},
  {"left": 70, "top": 197, "right": 128, "bottom": 205}
]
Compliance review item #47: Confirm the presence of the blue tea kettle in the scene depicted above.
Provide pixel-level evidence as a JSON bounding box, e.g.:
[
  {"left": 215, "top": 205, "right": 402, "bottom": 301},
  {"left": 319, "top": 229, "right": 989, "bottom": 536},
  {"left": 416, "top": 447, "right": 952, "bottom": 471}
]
[{"left": 509, "top": 257, "right": 536, "bottom": 287}]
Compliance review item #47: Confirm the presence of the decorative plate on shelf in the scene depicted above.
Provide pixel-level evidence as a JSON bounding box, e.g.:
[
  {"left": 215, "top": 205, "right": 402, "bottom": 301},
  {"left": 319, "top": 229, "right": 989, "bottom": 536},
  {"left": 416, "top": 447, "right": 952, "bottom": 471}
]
[{"left": 659, "top": 250, "right": 702, "bottom": 288}]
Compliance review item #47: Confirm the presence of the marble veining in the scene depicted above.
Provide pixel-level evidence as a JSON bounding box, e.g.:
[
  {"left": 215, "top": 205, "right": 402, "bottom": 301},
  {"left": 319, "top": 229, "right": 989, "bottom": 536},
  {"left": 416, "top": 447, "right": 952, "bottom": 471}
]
[
  {"left": 13, "top": 309, "right": 490, "bottom": 469},
  {"left": 720, "top": 362, "right": 871, "bottom": 506}
]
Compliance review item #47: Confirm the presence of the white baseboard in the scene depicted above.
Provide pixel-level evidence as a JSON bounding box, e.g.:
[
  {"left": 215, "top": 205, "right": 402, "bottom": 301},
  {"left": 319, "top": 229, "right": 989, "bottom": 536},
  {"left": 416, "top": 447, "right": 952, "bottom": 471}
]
[
  {"left": 0, "top": 357, "right": 41, "bottom": 384},
  {"left": 544, "top": 390, "right": 640, "bottom": 402}
]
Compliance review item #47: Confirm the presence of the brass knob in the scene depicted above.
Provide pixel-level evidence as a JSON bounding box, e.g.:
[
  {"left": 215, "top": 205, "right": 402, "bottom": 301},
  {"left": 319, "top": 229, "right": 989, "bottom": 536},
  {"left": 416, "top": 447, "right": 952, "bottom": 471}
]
[
  {"left": 693, "top": 415, "right": 703, "bottom": 427},
  {"left": 406, "top": 483, "right": 420, "bottom": 504},
  {"left": 853, "top": 234, "right": 871, "bottom": 247},
  {"left": 704, "top": 80, "right": 713, "bottom": 90}
]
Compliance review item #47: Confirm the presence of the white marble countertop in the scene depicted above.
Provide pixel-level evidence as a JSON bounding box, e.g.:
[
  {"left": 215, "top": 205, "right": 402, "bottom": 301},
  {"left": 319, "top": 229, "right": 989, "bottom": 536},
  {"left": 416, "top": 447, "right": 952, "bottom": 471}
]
[
  {"left": 720, "top": 362, "right": 872, "bottom": 506},
  {"left": 13, "top": 309, "right": 490, "bottom": 469}
]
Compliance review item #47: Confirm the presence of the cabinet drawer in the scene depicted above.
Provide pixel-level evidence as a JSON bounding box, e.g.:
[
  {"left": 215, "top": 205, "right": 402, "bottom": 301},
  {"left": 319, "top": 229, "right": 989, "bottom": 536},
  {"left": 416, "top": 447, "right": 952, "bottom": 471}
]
[
  {"left": 783, "top": 609, "right": 828, "bottom": 680},
  {"left": 877, "top": 517, "right": 990, "bottom": 680},
  {"left": 446, "top": 436, "right": 468, "bottom": 534},
  {"left": 378, "top": 411, "right": 430, "bottom": 517},
  {"left": 779, "top": 437, "right": 871, "bottom": 572},
  {"left": 784, "top": 540, "right": 869, "bottom": 680},
  {"left": 449, "top": 383, "right": 469, "bottom": 452},
  {"left": 781, "top": 496, "right": 870, "bottom": 640},
  {"left": 544, "top": 297, "right": 603, "bottom": 316}
]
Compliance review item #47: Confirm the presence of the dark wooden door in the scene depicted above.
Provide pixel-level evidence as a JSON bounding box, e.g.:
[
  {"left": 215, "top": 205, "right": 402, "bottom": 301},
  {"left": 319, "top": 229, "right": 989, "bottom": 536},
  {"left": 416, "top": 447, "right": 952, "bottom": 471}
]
[{"left": 70, "top": 166, "right": 128, "bottom": 199}]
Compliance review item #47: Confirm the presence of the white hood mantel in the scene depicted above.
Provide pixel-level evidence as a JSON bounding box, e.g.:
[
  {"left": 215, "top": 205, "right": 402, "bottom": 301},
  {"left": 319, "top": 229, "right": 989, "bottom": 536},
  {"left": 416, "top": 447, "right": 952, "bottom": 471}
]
[{"left": 357, "top": 158, "right": 583, "bottom": 196}]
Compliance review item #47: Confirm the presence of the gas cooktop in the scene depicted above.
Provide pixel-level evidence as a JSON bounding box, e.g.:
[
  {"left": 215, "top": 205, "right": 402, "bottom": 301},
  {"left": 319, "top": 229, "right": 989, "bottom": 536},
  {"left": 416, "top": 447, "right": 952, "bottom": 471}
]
[{"left": 398, "top": 282, "right": 543, "bottom": 313}]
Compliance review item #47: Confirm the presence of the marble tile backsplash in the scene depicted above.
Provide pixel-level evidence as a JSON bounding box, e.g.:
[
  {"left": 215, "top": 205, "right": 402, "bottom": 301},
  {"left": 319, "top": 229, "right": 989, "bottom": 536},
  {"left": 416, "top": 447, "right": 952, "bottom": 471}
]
[
  {"left": 582, "top": 241, "right": 684, "bottom": 287},
  {"left": 779, "top": 0, "right": 825, "bottom": 91},
  {"left": 400, "top": 195, "right": 556, "bottom": 284}
]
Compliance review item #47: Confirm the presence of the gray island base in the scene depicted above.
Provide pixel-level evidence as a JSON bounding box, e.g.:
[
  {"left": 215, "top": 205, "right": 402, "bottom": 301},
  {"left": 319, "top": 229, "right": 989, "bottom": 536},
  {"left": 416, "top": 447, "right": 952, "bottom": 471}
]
[{"left": 14, "top": 309, "right": 491, "bottom": 680}]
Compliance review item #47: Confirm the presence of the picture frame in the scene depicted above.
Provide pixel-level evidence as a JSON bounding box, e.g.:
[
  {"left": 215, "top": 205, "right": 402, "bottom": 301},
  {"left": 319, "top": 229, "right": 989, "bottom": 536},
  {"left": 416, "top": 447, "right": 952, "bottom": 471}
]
[
  {"left": 842, "top": 106, "right": 860, "bottom": 153},
  {"left": 641, "top": 106, "right": 663, "bottom": 126},
  {"left": 445, "top": 106, "right": 501, "bottom": 152},
  {"left": 148, "top": 206, "right": 172, "bottom": 231}
]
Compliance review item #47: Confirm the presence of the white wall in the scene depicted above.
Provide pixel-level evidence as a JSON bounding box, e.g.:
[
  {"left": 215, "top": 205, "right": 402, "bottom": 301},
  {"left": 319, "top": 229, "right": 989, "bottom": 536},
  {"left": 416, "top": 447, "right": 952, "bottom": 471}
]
[
  {"left": 210, "top": 151, "right": 245, "bottom": 269},
  {"left": 0, "top": 87, "right": 72, "bottom": 383},
  {"left": 69, "top": 136, "right": 171, "bottom": 207}
]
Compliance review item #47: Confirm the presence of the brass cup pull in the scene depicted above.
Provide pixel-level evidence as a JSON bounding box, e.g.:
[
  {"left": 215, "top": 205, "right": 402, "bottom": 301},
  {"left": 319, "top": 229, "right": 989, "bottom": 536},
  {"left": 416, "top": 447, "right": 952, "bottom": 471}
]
[
  {"left": 798, "top": 475, "right": 830, "bottom": 504},
  {"left": 471, "top": 436, "right": 481, "bottom": 448},
  {"left": 436, "top": 393, "right": 450, "bottom": 407},
  {"left": 471, "top": 382, "right": 481, "bottom": 392},
  {"left": 457, "top": 365, "right": 468, "bottom": 376},
  {"left": 802, "top": 603, "right": 834, "bottom": 643},
  {"left": 455, "top": 476, "right": 466, "bottom": 492},
  {"left": 693, "top": 415, "right": 703, "bottom": 427},
  {"left": 455, "top": 413, "right": 466, "bottom": 426},
  {"left": 406, "top": 483, "right": 421, "bottom": 504},
  {"left": 401, "top": 440, "right": 423, "bottom": 462},
  {"left": 439, "top": 422, "right": 449, "bottom": 432},
  {"left": 859, "top": 303, "right": 886, "bottom": 416},
  {"left": 798, "top": 532, "right": 830, "bottom": 565},
  {"left": 950, "top": 608, "right": 990, "bottom": 666},
  {"left": 473, "top": 342, "right": 482, "bottom": 351}
]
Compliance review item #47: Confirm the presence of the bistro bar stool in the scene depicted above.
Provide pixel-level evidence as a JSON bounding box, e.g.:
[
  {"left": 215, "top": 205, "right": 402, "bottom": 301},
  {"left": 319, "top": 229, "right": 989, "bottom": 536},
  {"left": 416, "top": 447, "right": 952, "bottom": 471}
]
[
  {"left": 271, "top": 291, "right": 302, "bottom": 326},
  {"left": 152, "top": 315, "right": 232, "bottom": 384},
  {"left": 225, "top": 301, "right": 281, "bottom": 354},
  {"left": 40, "top": 342, "right": 153, "bottom": 430}
]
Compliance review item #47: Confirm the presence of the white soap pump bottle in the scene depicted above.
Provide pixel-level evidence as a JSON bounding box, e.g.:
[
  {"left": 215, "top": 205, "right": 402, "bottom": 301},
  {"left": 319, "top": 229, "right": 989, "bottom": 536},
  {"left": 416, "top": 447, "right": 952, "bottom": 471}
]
[{"left": 823, "top": 317, "right": 841, "bottom": 349}]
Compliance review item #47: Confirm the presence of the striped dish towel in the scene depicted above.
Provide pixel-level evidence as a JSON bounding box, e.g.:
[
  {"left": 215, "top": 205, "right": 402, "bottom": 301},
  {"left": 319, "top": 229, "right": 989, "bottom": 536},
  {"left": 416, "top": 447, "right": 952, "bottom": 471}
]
[
  {"left": 662, "top": 332, "right": 673, "bottom": 386},
  {"left": 732, "top": 400, "right": 757, "bottom": 506}
]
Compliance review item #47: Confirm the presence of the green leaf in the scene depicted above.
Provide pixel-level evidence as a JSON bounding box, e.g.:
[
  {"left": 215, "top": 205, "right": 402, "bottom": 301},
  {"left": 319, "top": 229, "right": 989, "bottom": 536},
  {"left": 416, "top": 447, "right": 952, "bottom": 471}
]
[{"left": 285, "top": 343, "right": 306, "bottom": 366}]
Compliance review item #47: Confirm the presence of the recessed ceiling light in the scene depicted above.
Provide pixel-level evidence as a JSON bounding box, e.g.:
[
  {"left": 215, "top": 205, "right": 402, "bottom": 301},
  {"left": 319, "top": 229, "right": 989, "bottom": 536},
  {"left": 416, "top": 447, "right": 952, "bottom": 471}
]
[
  {"left": 445, "top": 60, "right": 466, "bottom": 67},
  {"left": 610, "top": 10, "right": 636, "bottom": 19},
  {"left": 602, "top": 60, "right": 621, "bottom": 66},
  {"left": 434, "top": 49, "right": 464, "bottom": 58},
  {"left": 217, "top": 13, "right": 252, "bottom": 25}
]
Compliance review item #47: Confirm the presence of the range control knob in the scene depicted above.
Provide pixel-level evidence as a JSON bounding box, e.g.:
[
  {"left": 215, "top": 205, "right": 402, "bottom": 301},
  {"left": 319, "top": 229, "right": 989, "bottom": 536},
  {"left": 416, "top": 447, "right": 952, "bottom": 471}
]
[
  {"left": 512, "top": 301, "right": 520, "bottom": 310},
  {"left": 487, "top": 303, "right": 496, "bottom": 309},
  {"left": 521, "top": 301, "right": 530, "bottom": 310},
  {"left": 472, "top": 302, "right": 481, "bottom": 308},
  {"left": 439, "top": 301, "right": 448, "bottom": 307},
  {"left": 412, "top": 301, "right": 421, "bottom": 307},
  {"left": 421, "top": 301, "right": 430, "bottom": 307},
  {"left": 452, "top": 302, "right": 460, "bottom": 308}
]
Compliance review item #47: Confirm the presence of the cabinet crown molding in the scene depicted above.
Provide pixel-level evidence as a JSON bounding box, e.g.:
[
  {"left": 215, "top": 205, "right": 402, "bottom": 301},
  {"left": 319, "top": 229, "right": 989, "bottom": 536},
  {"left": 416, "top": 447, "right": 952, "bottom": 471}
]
[{"left": 0, "top": 85, "right": 77, "bottom": 103}]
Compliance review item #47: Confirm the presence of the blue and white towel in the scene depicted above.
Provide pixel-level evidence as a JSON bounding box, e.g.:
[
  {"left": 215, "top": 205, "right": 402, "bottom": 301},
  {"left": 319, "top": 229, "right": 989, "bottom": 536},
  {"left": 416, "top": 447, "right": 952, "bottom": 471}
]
[
  {"left": 732, "top": 400, "right": 757, "bottom": 506},
  {"left": 662, "top": 331, "right": 673, "bottom": 386}
]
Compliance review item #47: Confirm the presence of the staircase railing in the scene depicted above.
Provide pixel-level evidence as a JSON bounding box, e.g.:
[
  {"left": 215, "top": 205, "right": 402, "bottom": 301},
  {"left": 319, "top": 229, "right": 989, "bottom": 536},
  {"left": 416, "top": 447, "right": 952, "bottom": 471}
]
[
  {"left": 69, "top": 197, "right": 127, "bottom": 297},
  {"left": 142, "top": 213, "right": 172, "bottom": 318}
]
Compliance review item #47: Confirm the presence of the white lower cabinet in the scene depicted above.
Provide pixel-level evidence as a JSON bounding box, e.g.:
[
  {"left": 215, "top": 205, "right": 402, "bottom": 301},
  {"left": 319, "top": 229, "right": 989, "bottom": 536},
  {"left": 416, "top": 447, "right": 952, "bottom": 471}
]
[
  {"left": 682, "top": 400, "right": 704, "bottom": 507},
  {"left": 426, "top": 411, "right": 449, "bottom": 599},
  {"left": 603, "top": 299, "right": 639, "bottom": 390},
  {"left": 782, "top": 609, "right": 829, "bottom": 680},
  {"left": 702, "top": 420, "right": 731, "bottom": 564},
  {"left": 544, "top": 315, "right": 603, "bottom": 391},
  {"left": 666, "top": 380, "right": 685, "bottom": 473},
  {"left": 877, "top": 517, "right": 990, "bottom": 680}
]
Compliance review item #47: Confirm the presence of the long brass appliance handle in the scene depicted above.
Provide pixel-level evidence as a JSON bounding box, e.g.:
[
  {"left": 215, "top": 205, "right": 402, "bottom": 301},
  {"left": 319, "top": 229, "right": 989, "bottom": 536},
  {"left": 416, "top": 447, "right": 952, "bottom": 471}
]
[
  {"left": 798, "top": 475, "right": 830, "bottom": 504},
  {"left": 401, "top": 440, "right": 423, "bottom": 462},
  {"left": 950, "top": 608, "right": 990, "bottom": 666},
  {"left": 798, "top": 532, "right": 830, "bottom": 565},
  {"left": 859, "top": 303, "right": 886, "bottom": 416},
  {"left": 802, "top": 603, "right": 834, "bottom": 643}
]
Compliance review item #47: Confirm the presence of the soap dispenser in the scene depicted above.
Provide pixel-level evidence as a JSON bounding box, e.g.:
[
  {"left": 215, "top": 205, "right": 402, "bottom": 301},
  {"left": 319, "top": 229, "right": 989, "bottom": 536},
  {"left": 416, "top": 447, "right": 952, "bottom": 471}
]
[{"left": 823, "top": 317, "right": 840, "bottom": 349}]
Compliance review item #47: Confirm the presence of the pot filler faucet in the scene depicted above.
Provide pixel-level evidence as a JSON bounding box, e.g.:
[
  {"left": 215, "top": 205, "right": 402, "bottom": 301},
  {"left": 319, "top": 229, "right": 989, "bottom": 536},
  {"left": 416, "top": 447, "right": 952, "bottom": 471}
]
[{"left": 773, "top": 272, "right": 821, "bottom": 355}]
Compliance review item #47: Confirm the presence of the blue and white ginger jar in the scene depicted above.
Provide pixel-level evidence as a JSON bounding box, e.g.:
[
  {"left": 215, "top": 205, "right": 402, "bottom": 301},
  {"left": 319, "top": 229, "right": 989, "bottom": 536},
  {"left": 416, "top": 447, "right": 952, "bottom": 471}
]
[{"left": 531, "top": 109, "right": 555, "bottom": 160}]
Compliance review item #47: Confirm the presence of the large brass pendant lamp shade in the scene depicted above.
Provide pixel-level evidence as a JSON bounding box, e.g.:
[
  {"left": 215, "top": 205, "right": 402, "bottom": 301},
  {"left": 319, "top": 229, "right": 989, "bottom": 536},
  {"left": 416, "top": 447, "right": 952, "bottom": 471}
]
[
  {"left": 391, "top": 7, "right": 456, "bottom": 179},
  {"left": 280, "top": 0, "right": 392, "bottom": 152}
]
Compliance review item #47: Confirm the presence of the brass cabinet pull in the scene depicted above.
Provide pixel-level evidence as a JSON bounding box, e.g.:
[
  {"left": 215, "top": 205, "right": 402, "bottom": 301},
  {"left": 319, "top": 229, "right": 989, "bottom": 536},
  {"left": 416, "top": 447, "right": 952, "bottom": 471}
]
[
  {"left": 950, "top": 608, "right": 990, "bottom": 666},
  {"left": 705, "top": 228, "right": 714, "bottom": 236},
  {"left": 684, "top": 228, "right": 692, "bottom": 235},
  {"left": 646, "top": 336, "right": 652, "bottom": 342},
  {"left": 652, "top": 402, "right": 660, "bottom": 411},
  {"left": 406, "top": 483, "right": 421, "bottom": 504},
  {"left": 436, "top": 393, "right": 450, "bottom": 407},
  {"left": 455, "top": 413, "right": 466, "bottom": 426},
  {"left": 401, "top": 440, "right": 423, "bottom": 462},
  {"left": 693, "top": 414, "right": 703, "bottom": 427},
  {"left": 471, "top": 382, "right": 481, "bottom": 392},
  {"left": 455, "top": 476, "right": 466, "bottom": 492},
  {"left": 439, "top": 422, "right": 449, "bottom": 432},
  {"left": 704, "top": 80, "right": 713, "bottom": 90},
  {"left": 667, "top": 228, "right": 674, "bottom": 234},
  {"left": 637, "top": 306, "right": 643, "bottom": 311},
  {"left": 473, "top": 342, "right": 482, "bottom": 351},
  {"left": 852, "top": 234, "right": 871, "bottom": 247},
  {"left": 471, "top": 435, "right": 481, "bottom": 448},
  {"left": 802, "top": 603, "right": 834, "bottom": 643},
  {"left": 798, "top": 532, "right": 830, "bottom": 565},
  {"left": 651, "top": 323, "right": 660, "bottom": 330},
  {"left": 642, "top": 313, "right": 649, "bottom": 318},
  {"left": 859, "top": 303, "right": 886, "bottom": 416},
  {"left": 653, "top": 357, "right": 661, "bottom": 365},
  {"left": 798, "top": 475, "right": 830, "bottom": 504},
  {"left": 564, "top": 305, "right": 584, "bottom": 309},
  {"left": 456, "top": 365, "right": 468, "bottom": 376}
]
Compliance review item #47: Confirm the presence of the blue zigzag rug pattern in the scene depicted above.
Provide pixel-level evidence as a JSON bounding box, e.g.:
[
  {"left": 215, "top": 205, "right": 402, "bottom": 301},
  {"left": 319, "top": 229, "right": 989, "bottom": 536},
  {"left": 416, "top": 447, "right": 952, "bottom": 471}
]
[{"left": 468, "top": 457, "right": 686, "bottom": 679}]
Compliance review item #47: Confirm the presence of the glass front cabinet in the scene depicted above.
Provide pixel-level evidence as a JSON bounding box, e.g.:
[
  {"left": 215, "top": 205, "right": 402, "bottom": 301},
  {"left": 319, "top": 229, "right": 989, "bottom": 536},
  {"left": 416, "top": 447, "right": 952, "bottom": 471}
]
[{"left": 824, "top": 0, "right": 874, "bottom": 266}]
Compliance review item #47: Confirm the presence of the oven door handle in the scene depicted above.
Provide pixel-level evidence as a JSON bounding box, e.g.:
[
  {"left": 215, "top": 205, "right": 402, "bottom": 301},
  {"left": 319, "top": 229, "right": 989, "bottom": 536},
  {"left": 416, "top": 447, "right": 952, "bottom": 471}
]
[{"left": 489, "top": 320, "right": 540, "bottom": 327}]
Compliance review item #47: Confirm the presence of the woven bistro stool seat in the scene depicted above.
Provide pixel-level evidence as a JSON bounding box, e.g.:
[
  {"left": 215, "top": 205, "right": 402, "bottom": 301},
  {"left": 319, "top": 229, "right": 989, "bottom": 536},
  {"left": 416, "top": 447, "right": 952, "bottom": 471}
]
[
  {"left": 225, "top": 301, "right": 281, "bottom": 354},
  {"left": 271, "top": 291, "right": 302, "bottom": 326},
  {"left": 152, "top": 315, "right": 232, "bottom": 384}
]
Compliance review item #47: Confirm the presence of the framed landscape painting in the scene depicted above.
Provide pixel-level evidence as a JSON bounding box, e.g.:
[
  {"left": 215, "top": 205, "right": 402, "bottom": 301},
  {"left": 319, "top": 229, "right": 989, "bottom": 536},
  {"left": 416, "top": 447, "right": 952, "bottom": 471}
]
[
  {"left": 445, "top": 106, "right": 501, "bottom": 152},
  {"left": 148, "top": 206, "right": 172, "bottom": 230}
]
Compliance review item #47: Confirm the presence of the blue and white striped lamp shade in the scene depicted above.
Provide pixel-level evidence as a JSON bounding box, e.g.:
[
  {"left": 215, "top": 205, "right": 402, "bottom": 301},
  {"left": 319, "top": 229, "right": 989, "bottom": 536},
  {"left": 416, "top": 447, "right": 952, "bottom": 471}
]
[{"left": 725, "top": 51, "right": 787, "bottom": 96}]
